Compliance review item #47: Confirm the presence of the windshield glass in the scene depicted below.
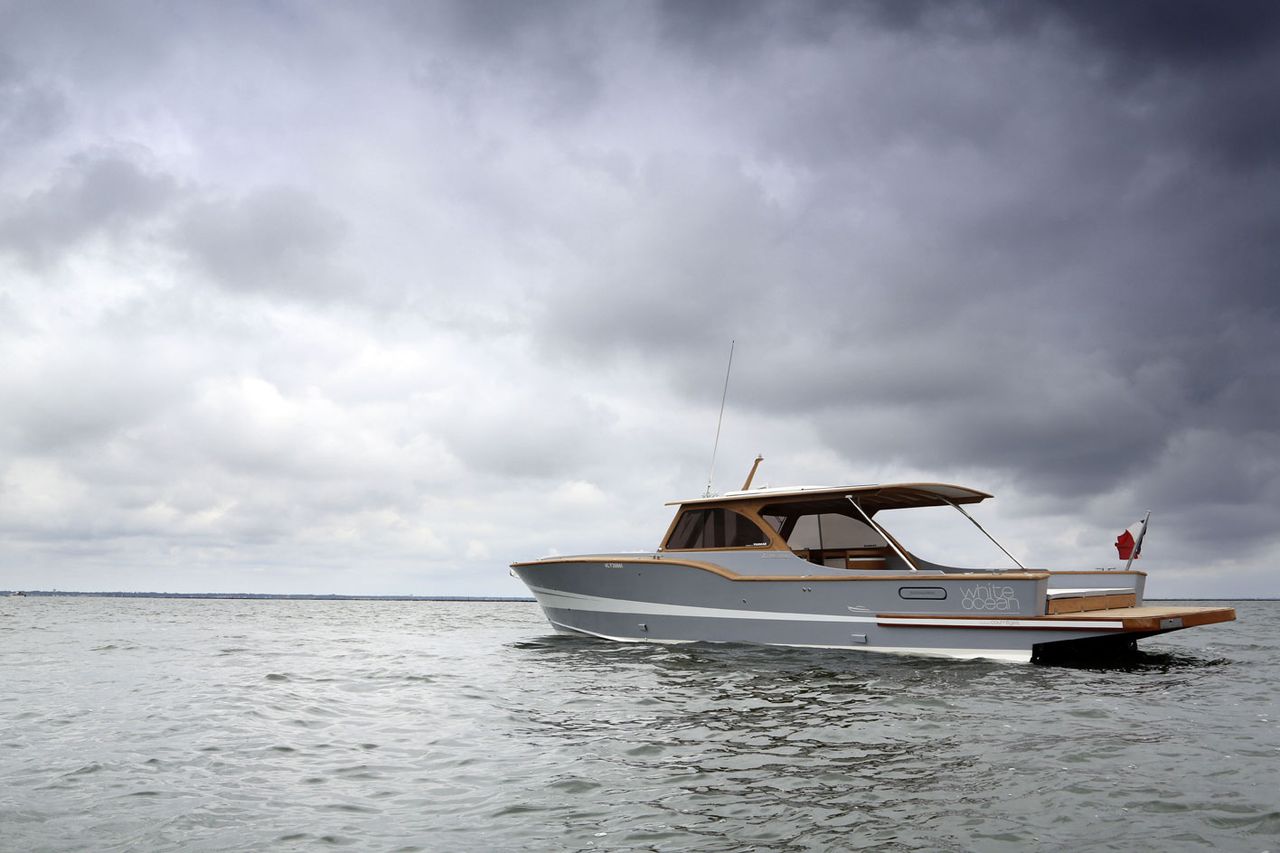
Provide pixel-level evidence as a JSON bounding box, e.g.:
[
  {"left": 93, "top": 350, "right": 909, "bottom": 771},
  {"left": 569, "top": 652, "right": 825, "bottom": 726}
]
[
  {"left": 759, "top": 504, "right": 887, "bottom": 551},
  {"left": 665, "top": 508, "right": 771, "bottom": 549}
]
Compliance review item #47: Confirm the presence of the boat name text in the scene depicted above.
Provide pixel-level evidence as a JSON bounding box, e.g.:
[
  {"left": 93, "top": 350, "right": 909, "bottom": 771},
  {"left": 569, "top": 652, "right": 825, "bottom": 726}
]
[{"left": 960, "top": 584, "right": 1017, "bottom": 611}]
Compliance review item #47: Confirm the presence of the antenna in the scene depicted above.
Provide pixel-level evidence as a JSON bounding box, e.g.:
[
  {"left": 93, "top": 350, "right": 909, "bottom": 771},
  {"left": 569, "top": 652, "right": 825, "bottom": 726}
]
[{"left": 704, "top": 340, "right": 735, "bottom": 497}]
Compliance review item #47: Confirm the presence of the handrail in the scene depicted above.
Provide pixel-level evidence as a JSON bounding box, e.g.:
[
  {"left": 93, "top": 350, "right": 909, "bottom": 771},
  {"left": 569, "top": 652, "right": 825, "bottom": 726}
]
[
  {"left": 846, "top": 496, "right": 918, "bottom": 571},
  {"left": 942, "top": 498, "right": 1026, "bottom": 570}
]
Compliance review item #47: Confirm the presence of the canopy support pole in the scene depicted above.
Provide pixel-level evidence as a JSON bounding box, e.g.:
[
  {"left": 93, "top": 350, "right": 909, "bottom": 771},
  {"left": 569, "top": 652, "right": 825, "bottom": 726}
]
[
  {"left": 942, "top": 498, "right": 1026, "bottom": 571},
  {"left": 846, "top": 496, "right": 918, "bottom": 572}
]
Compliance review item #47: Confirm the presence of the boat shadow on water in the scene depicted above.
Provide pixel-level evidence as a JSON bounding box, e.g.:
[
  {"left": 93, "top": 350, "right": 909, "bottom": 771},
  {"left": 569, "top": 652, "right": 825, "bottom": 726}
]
[{"left": 1037, "top": 646, "right": 1231, "bottom": 673}]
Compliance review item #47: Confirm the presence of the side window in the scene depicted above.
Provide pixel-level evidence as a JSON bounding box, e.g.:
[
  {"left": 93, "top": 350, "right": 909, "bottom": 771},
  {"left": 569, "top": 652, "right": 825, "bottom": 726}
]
[
  {"left": 665, "top": 509, "right": 771, "bottom": 549},
  {"left": 782, "top": 513, "right": 883, "bottom": 550}
]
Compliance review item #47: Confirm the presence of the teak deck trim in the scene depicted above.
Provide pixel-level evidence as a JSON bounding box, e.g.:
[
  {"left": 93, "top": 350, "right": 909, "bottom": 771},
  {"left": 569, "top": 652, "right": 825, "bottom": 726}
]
[
  {"left": 1047, "top": 593, "right": 1137, "bottom": 614},
  {"left": 511, "top": 556, "right": 1050, "bottom": 583},
  {"left": 878, "top": 605, "right": 1236, "bottom": 632}
]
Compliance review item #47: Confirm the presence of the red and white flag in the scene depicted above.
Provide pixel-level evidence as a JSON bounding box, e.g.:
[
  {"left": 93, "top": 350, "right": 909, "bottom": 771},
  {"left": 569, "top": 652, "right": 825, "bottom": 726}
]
[{"left": 1115, "top": 519, "right": 1147, "bottom": 561}]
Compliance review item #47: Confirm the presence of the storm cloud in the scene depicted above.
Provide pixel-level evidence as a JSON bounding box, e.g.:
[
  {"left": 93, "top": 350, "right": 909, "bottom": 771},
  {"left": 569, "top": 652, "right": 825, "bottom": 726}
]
[{"left": 1, "top": 1, "right": 1277, "bottom": 596}]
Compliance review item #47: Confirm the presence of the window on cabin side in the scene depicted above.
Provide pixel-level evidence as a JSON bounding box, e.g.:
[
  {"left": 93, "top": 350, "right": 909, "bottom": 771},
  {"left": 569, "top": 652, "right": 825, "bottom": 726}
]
[
  {"left": 759, "top": 506, "right": 885, "bottom": 551},
  {"left": 665, "top": 508, "right": 771, "bottom": 549}
]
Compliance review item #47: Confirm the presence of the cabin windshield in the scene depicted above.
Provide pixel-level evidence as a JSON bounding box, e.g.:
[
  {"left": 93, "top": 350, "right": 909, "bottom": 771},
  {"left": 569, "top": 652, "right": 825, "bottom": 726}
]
[
  {"left": 664, "top": 508, "right": 771, "bottom": 550},
  {"left": 759, "top": 501, "right": 896, "bottom": 568},
  {"left": 760, "top": 504, "right": 887, "bottom": 548}
]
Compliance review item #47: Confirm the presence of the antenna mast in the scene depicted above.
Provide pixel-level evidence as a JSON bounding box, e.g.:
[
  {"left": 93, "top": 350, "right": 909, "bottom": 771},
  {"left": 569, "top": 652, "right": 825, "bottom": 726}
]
[{"left": 704, "top": 340, "right": 735, "bottom": 497}]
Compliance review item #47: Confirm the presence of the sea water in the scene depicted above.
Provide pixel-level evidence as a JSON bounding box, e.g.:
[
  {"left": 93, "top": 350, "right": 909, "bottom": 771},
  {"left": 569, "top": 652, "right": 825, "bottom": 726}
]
[{"left": 1, "top": 597, "right": 1276, "bottom": 851}]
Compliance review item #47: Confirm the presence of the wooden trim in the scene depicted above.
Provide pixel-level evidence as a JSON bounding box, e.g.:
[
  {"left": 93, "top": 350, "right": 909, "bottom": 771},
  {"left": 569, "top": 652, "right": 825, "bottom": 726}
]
[
  {"left": 1046, "top": 593, "right": 1137, "bottom": 615},
  {"left": 1047, "top": 597, "right": 1086, "bottom": 614},
  {"left": 657, "top": 511, "right": 683, "bottom": 553},
  {"left": 1104, "top": 606, "right": 1236, "bottom": 631},
  {"left": 878, "top": 605, "right": 1235, "bottom": 632},
  {"left": 510, "top": 556, "right": 1051, "bottom": 583},
  {"left": 878, "top": 612, "right": 1099, "bottom": 621},
  {"left": 877, "top": 618, "right": 1128, "bottom": 632}
]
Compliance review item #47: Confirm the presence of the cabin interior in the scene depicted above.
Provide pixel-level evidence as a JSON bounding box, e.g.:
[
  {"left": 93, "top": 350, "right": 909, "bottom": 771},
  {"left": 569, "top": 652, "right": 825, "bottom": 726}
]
[{"left": 660, "top": 497, "right": 911, "bottom": 570}]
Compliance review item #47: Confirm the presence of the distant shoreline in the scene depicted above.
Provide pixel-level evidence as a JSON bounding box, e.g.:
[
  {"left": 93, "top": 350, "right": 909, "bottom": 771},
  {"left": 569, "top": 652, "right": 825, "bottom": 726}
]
[
  {"left": 1145, "top": 598, "right": 1277, "bottom": 602},
  {"left": 1, "top": 590, "right": 535, "bottom": 602}
]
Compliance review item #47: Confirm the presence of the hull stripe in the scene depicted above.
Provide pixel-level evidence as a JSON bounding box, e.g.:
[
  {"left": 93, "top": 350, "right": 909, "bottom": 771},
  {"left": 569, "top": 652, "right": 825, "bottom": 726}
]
[
  {"left": 530, "top": 587, "right": 1124, "bottom": 631},
  {"left": 530, "top": 585, "right": 876, "bottom": 623},
  {"left": 878, "top": 616, "right": 1125, "bottom": 630}
]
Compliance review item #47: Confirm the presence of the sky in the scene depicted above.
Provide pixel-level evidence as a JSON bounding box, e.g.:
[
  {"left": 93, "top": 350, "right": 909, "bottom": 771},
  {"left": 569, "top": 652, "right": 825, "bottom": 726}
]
[{"left": 1, "top": 0, "right": 1277, "bottom": 597}]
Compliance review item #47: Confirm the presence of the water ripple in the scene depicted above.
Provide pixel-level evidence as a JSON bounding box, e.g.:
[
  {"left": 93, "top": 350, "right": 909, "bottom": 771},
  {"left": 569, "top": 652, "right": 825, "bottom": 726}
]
[{"left": 0, "top": 597, "right": 1274, "bottom": 851}]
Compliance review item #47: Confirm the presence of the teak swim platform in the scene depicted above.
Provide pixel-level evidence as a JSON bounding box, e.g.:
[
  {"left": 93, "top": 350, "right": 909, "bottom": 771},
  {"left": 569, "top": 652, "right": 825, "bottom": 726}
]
[{"left": 510, "top": 475, "right": 1235, "bottom": 663}]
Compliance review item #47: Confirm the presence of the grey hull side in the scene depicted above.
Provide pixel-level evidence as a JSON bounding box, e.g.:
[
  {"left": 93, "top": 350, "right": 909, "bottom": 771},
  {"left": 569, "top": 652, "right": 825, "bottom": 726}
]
[
  {"left": 512, "top": 557, "right": 1131, "bottom": 663},
  {"left": 538, "top": 605, "right": 1117, "bottom": 663}
]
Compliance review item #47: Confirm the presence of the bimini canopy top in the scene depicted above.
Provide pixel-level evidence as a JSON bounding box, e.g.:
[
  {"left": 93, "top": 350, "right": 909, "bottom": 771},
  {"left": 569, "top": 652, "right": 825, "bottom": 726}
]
[{"left": 667, "top": 482, "right": 993, "bottom": 513}]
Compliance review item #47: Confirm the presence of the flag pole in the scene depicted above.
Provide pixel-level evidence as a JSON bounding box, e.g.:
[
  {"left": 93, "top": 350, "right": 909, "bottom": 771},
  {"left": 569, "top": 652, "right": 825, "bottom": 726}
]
[{"left": 1124, "top": 511, "right": 1151, "bottom": 571}]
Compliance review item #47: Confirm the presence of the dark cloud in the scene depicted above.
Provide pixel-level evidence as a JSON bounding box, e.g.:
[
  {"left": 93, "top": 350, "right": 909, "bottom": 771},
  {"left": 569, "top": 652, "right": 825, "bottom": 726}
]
[
  {"left": 1045, "top": 0, "right": 1280, "bottom": 69},
  {"left": 1015, "top": 2, "right": 1280, "bottom": 171},
  {"left": 512, "top": 0, "right": 1280, "bottom": 525}
]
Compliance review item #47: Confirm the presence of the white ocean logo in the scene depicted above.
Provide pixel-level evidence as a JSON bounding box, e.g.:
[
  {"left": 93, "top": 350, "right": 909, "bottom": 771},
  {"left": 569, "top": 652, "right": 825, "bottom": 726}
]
[{"left": 960, "top": 584, "right": 1017, "bottom": 611}]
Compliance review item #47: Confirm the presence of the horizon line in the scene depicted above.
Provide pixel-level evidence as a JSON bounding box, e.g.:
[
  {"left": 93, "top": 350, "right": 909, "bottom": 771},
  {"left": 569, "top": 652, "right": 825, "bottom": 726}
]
[{"left": 1, "top": 590, "right": 535, "bottom": 601}]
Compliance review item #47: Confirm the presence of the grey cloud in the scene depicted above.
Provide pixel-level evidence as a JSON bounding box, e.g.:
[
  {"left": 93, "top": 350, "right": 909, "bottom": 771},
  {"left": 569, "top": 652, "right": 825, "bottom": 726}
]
[
  {"left": 1122, "top": 428, "right": 1280, "bottom": 560},
  {"left": 392, "top": 0, "right": 605, "bottom": 121},
  {"left": 537, "top": 154, "right": 792, "bottom": 360},
  {"left": 0, "top": 1, "right": 180, "bottom": 84},
  {"left": 173, "top": 187, "right": 350, "bottom": 299},
  {"left": 0, "top": 336, "right": 193, "bottom": 456},
  {"left": 0, "top": 152, "right": 178, "bottom": 266},
  {"left": 1, "top": 0, "right": 1277, "bottom": 594},
  {"left": 0, "top": 55, "right": 68, "bottom": 161},
  {"left": 433, "top": 386, "right": 616, "bottom": 480}
]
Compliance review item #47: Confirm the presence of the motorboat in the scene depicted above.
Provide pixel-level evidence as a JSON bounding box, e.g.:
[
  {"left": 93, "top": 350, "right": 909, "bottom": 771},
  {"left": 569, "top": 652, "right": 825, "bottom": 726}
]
[{"left": 510, "top": 464, "right": 1235, "bottom": 663}]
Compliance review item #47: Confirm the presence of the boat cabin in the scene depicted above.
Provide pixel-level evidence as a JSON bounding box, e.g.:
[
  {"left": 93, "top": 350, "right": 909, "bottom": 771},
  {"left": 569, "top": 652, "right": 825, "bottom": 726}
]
[{"left": 658, "top": 483, "right": 994, "bottom": 571}]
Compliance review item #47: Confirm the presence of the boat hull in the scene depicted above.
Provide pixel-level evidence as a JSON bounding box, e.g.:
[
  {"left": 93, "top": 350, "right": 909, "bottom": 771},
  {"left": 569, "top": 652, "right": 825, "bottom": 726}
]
[{"left": 511, "top": 556, "right": 1233, "bottom": 664}]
